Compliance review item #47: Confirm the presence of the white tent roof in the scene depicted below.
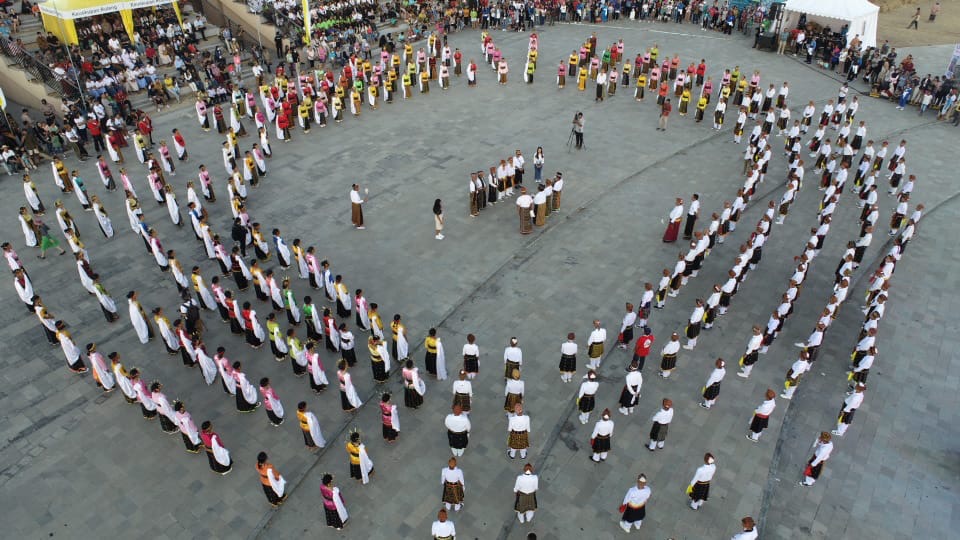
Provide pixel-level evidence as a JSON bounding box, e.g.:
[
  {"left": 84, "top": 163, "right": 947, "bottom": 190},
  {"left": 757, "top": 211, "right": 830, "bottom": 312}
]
[
  {"left": 783, "top": 0, "right": 879, "bottom": 20},
  {"left": 783, "top": 0, "right": 879, "bottom": 48}
]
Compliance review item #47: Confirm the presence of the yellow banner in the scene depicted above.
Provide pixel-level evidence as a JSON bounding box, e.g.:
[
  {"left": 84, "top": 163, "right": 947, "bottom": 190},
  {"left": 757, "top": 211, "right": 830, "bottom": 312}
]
[
  {"left": 302, "top": 0, "right": 311, "bottom": 44},
  {"left": 172, "top": 0, "right": 182, "bottom": 27}
]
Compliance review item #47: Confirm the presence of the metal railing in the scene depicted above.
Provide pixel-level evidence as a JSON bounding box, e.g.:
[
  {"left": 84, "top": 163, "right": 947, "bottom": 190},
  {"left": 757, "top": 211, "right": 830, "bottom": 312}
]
[{"left": 0, "top": 36, "right": 82, "bottom": 103}]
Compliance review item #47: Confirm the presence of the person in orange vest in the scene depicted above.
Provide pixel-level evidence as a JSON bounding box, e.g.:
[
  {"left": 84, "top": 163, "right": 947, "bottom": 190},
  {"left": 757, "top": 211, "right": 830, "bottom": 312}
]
[{"left": 255, "top": 451, "right": 287, "bottom": 506}]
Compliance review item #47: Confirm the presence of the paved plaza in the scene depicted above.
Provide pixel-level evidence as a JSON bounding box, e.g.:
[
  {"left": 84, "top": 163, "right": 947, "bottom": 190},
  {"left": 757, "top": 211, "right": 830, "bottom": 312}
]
[{"left": 1, "top": 21, "right": 957, "bottom": 540}]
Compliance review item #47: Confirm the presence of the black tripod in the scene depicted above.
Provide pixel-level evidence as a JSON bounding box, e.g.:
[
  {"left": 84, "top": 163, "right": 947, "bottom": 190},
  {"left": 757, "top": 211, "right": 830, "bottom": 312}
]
[{"left": 566, "top": 128, "right": 586, "bottom": 152}]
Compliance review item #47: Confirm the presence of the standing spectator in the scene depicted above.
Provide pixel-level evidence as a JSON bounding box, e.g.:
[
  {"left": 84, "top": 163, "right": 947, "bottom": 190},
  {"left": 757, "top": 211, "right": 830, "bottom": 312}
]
[
  {"left": 657, "top": 98, "right": 672, "bottom": 131},
  {"left": 907, "top": 7, "right": 920, "bottom": 29}
]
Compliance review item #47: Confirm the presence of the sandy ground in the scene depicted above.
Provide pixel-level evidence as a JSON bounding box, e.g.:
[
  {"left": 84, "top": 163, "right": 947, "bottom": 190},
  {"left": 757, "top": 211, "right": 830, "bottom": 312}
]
[{"left": 876, "top": 0, "right": 960, "bottom": 47}]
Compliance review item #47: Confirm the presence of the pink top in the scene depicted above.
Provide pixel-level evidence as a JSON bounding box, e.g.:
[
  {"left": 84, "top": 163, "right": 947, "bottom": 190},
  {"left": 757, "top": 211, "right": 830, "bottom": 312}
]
[
  {"left": 262, "top": 386, "right": 278, "bottom": 410},
  {"left": 320, "top": 484, "right": 338, "bottom": 510}
]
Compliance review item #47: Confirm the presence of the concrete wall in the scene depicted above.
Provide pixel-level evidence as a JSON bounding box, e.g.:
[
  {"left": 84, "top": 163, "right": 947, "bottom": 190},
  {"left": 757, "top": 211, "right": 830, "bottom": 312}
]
[
  {"left": 0, "top": 61, "right": 64, "bottom": 112},
  {"left": 201, "top": 0, "right": 277, "bottom": 45}
]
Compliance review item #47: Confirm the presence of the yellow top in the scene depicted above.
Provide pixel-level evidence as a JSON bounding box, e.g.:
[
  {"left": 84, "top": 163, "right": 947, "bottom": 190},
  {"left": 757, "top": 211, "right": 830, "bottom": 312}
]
[
  {"left": 346, "top": 441, "right": 361, "bottom": 464},
  {"left": 697, "top": 97, "right": 708, "bottom": 111},
  {"left": 368, "top": 337, "right": 382, "bottom": 361},
  {"left": 425, "top": 336, "right": 438, "bottom": 353},
  {"left": 369, "top": 312, "right": 383, "bottom": 332},
  {"left": 391, "top": 321, "right": 404, "bottom": 341},
  {"left": 297, "top": 410, "right": 310, "bottom": 431}
]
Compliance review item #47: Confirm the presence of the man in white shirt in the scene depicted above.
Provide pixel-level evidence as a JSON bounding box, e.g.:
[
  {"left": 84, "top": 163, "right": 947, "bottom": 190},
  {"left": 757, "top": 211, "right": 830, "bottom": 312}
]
[
  {"left": 551, "top": 172, "right": 563, "bottom": 211},
  {"left": 532, "top": 185, "right": 547, "bottom": 226},
  {"left": 349, "top": 184, "right": 365, "bottom": 229},
  {"left": 516, "top": 187, "right": 533, "bottom": 234},
  {"left": 513, "top": 150, "right": 525, "bottom": 185},
  {"left": 595, "top": 69, "right": 607, "bottom": 101},
  {"left": 683, "top": 193, "right": 700, "bottom": 239}
]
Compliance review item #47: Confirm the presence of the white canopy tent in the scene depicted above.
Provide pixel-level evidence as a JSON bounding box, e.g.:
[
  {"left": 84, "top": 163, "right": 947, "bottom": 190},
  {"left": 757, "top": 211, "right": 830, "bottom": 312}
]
[{"left": 782, "top": 0, "right": 879, "bottom": 49}]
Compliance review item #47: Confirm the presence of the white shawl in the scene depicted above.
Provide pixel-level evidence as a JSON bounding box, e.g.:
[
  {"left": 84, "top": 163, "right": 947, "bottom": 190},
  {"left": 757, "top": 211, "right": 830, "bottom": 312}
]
[
  {"left": 113, "top": 364, "right": 136, "bottom": 399},
  {"left": 332, "top": 487, "right": 349, "bottom": 522},
  {"left": 310, "top": 352, "right": 329, "bottom": 387},
  {"left": 211, "top": 435, "right": 231, "bottom": 467},
  {"left": 265, "top": 390, "right": 285, "bottom": 419},
  {"left": 128, "top": 301, "right": 150, "bottom": 344},
  {"left": 356, "top": 297, "right": 370, "bottom": 329},
  {"left": 271, "top": 325, "right": 289, "bottom": 354},
  {"left": 342, "top": 372, "right": 363, "bottom": 408},
  {"left": 390, "top": 404, "right": 400, "bottom": 432},
  {"left": 236, "top": 371, "right": 258, "bottom": 405},
  {"left": 89, "top": 352, "right": 115, "bottom": 389},
  {"left": 305, "top": 411, "right": 326, "bottom": 447},
  {"left": 197, "top": 348, "right": 218, "bottom": 385},
  {"left": 397, "top": 329, "right": 409, "bottom": 360},
  {"left": 93, "top": 204, "right": 114, "bottom": 238},
  {"left": 250, "top": 310, "right": 266, "bottom": 341},
  {"left": 359, "top": 444, "right": 374, "bottom": 484},
  {"left": 285, "top": 290, "right": 301, "bottom": 323},
  {"left": 436, "top": 338, "right": 448, "bottom": 380}
]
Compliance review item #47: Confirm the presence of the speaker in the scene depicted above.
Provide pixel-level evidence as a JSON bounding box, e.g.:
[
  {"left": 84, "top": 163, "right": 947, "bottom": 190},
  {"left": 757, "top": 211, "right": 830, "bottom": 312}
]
[{"left": 769, "top": 2, "right": 784, "bottom": 20}]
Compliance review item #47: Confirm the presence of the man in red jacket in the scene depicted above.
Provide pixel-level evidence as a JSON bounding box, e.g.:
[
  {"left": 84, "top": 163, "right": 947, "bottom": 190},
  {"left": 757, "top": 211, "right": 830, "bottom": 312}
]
[
  {"left": 137, "top": 113, "right": 154, "bottom": 145},
  {"left": 632, "top": 327, "right": 655, "bottom": 371},
  {"left": 277, "top": 113, "right": 291, "bottom": 142},
  {"left": 86, "top": 116, "right": 104, "bottom": 153},
  {"left": 657, "top": 99, "right": 672, "bottom": 131}
]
